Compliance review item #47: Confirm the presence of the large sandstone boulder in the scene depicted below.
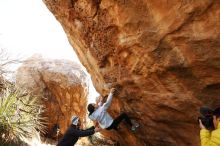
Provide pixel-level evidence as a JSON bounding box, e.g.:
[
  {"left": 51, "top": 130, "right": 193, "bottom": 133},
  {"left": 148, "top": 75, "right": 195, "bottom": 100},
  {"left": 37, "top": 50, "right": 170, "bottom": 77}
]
[
  {"left": 16, "top": 55, "right": 88, "bottom": 137},
  {"left": 43, "top": 0, "right": 220, "bottom": 145}
]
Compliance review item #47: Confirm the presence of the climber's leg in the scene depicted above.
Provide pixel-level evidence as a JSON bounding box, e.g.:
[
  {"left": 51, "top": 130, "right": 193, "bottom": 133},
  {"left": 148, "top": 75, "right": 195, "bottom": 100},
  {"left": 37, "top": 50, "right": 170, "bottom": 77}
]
[{"left": 106, "top": 113, "right": 132, "bottom": 131}]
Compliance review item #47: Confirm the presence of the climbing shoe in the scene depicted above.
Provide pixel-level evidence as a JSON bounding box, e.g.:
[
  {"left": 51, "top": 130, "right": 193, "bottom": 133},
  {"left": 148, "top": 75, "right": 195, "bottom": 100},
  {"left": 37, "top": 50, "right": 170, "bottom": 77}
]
[{"left": 131, "top": 122, "right": 139, "bottom": 131}]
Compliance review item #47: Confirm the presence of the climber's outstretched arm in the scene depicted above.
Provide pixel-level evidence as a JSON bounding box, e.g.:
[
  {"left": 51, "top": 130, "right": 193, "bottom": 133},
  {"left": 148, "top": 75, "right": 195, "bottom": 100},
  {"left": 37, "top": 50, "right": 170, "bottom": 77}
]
[{"left": 102, "top": 88, "right": 116, "bottom": 110}]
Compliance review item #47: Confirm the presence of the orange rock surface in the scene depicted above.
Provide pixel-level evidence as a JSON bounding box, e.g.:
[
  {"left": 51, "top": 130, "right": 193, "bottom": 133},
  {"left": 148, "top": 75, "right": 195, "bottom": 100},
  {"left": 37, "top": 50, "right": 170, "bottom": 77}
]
[
  {"left": 16, "top": 55, "right": 88, "bottom": 137},
  {"left": 43, "top": 1, "right": 220, "bottom": 145}
]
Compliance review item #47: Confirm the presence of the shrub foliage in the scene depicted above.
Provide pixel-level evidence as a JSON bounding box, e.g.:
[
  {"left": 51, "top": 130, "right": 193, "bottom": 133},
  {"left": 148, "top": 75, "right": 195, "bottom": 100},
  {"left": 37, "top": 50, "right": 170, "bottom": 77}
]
[{"left": 0, "top": 82, "right": 46, "bottom": 144}]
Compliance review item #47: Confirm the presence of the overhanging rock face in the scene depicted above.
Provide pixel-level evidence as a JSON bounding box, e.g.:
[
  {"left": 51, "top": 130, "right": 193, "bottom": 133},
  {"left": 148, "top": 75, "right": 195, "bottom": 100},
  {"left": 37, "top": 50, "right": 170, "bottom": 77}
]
[{"left": 43, "top": 0, "right": 220, "bottom": 145}]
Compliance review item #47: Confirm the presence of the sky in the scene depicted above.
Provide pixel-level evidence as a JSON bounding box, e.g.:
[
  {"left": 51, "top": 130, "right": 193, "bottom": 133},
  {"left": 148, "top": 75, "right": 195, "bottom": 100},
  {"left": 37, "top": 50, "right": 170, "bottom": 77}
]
[
  {"left": 0, "top": 0, "right": 78, "bottom": 61},
  {"left": 0, "top": 0, "right": 98, "bottom": 101}
]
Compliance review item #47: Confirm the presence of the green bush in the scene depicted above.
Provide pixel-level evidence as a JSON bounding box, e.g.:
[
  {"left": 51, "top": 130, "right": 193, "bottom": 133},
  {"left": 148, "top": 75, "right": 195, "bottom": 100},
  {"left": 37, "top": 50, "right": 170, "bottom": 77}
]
[{"left": 0, "top": 83, "right": 46, "bottom": 144}]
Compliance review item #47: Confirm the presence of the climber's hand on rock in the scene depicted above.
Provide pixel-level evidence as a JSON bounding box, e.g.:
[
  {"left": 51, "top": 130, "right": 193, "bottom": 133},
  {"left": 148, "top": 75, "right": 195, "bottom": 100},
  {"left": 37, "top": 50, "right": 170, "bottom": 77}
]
[{"left": 110, "top": 88, "right": 116, "bottom": 94}]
